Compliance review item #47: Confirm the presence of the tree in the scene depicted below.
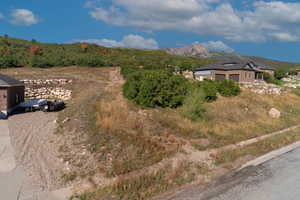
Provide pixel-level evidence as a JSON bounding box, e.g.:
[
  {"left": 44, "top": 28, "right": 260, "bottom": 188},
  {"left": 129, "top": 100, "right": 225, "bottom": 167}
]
[{"left": 80, "top": 44, "right": 89, "bottom": 53}]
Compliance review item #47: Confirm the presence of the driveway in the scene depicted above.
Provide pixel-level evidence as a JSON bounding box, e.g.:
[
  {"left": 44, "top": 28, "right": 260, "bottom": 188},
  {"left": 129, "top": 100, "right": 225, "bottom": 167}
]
[
  {"left": 0, "top": 120, "right": 72, "bottom": 200},
  {"left": 166, "top": 147, "right": 300, "bottom": 200}
]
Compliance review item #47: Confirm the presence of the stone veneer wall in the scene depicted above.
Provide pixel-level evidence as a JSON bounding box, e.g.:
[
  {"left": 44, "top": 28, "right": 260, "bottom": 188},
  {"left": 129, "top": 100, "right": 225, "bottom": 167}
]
[{"left": 21, "top": 79, "right": 72, "bottom": 100}]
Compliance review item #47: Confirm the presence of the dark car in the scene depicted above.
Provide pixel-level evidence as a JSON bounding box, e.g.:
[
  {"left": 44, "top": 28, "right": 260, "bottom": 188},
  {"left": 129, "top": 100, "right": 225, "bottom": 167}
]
[
  {"left": 40, "top": 100, "right": 65, "bottom": 112},
  {"left": 18, "top": 99, "right": 65, "bottom": 112}
]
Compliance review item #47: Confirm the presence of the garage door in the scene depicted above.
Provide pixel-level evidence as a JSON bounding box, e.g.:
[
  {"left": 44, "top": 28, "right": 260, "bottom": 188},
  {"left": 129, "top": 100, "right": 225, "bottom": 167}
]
[
  {"left": 215, "top": 74, "right": 226, "bottom": 81},
  {"left": 229, "top": 74, "right": 240, "bottom": 82}
]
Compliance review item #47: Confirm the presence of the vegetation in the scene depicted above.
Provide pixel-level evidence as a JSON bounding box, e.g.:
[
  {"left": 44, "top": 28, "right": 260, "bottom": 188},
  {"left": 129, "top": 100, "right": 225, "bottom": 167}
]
[
  {"left": 3, "top": 36, "right": 300, "bottom": 200},
  {"left": 214, "top": 127, "right": 300, "bottom": 166},
  {"left": 123, "top": 70, "right": 189, "bottom": 108},
  {"left": 73, "top": 162, "right": 197, "bottom": 200},
  {"left": 0, "top": 36, "right": 211, "bottom": 72},
  {"left": 263, "top": 72, "right": 284, "bottom": 85},
  {"left": 216, "top": 80, "right": 241, "bottom": 97}
]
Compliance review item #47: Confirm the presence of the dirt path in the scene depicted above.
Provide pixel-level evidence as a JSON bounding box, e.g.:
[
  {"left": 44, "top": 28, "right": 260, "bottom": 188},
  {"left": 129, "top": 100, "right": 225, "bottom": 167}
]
[{"left": 8, "top": 112, "right": 67, "bottom": 190}]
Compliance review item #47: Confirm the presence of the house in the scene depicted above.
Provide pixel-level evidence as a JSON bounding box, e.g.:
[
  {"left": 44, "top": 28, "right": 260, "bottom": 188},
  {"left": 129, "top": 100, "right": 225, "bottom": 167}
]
[
  {"left": 254, "top": 62, "right": 275, "bottom": 76},
  {"left": 288, "top": 69, "right": 300, "bottom": 76},
  {"left": 0, "top": 74, "right": 25, "bottom": 118},
  {"left": 193, "top": 61, "right": 274, "bottom": 83}
]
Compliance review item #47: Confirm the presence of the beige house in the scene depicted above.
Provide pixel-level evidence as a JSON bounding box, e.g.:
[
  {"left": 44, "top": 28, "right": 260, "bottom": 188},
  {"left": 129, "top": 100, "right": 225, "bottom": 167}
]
[
  {"left": 194, "top": 61, "right": 274, "bottom": 83},
  {"left": 0, "top": 74, "right": 25, "bottom": 118}
]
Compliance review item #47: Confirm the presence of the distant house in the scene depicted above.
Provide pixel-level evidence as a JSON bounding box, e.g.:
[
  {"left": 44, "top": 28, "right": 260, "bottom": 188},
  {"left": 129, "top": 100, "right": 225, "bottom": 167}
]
[
  {"left": 0, "top": 74, "right": 25, "bottom": 118},
  {"left": 193, "top": 61, "right": 274, "bottom": 83},
  {"left": 288, "top": 70, "right": 300, "bottom": 76}
]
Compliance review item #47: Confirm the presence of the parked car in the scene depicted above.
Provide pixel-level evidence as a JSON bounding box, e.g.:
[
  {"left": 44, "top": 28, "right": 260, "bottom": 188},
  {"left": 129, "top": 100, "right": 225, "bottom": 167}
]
[{"left": 18, "top": 99, "right": 65, "bottom": 112}]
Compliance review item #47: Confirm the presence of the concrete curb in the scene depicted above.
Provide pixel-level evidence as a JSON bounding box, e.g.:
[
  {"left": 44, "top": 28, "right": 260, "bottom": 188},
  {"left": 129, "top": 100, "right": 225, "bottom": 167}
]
[{"left": 239, "top": 140, "right": 300, "bottom": 170}]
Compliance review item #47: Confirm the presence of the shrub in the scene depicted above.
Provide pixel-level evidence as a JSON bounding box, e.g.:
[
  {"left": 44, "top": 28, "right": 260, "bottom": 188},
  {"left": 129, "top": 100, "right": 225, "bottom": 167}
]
[
  {"left": 274, "top": 69, "right": 287, "bottom": 80},
  {"left": 198, "top": 80, "right": 218, "bottom": 102},
  {"left": 263, "top": 72, "right": 284, "bottom": 85},
  {"left": 30, "top": 56, "right": 54, "bottom": 68},
  {"left": 0, "top": 54, "right": 21, "bottom": 68},
  {"left": 74, "top": 54, "right": 105, "bottom": 67},
  {"left": 263, "top": 72, "right": 274, "bottom": 83},
  {"left": 181, "top": 88, "right": 206, "bottom": 121},
  {"left": 123, "top": 70, "right": 189, "bottom": 108},
  {"left": 217, "top": 80, "right": 241, "bottom": 97}
]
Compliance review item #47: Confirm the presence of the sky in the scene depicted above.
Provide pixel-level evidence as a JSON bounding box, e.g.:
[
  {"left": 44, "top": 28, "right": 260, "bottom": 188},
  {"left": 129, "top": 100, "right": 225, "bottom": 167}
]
[{"left": 1, "top": 0, "right": 300, "bottom": 62}]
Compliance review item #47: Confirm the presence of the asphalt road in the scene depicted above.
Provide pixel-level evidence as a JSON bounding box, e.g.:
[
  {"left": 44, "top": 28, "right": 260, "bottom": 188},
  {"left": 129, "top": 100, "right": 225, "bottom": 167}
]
[{"left": 168, "top": 147, "right": 300, "bottom": 200}]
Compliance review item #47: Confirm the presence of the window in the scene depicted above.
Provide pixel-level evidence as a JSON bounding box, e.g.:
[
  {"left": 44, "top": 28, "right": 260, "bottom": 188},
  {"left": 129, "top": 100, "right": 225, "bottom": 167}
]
[{"left": 16, "top": 94, "right": 19, "bottom": 104}]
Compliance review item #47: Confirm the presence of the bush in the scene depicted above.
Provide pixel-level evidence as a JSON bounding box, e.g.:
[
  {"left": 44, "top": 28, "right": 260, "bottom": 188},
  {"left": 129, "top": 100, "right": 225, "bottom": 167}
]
[
  {"left": 30, "top": 56, "right": 54, "bottom": 68},
  {"left": 263, "top": 72, "right": 274, "bottom": 83},
  {"left": 217, "top": 80, "right": 241, "bottom": 97},
  {"left": 198, "top": 80, "right": 218, "bottom": 102},
  {"left": 274, "top": 69, "right": 287, "bottom": 80},
  {"left": 0, "top": 54, "right": 21, "bottom": 68},
  {"left": 74, "top": 54, "right": 105, "bottom": 67},
  {"left": 263, "top": 72, "right": 284, "bottom": 85},
  {"left": 123, "top": 70, "right": 189, "bottom": 108},
  {"left": 181, "top": 88, "right": 206, "bottom": 121}
]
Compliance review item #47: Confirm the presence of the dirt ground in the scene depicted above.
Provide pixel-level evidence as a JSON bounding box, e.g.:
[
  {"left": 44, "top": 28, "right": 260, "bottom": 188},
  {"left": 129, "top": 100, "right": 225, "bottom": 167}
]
[{"left": 8, "top": 112, "right": 67, "bottom": 190}]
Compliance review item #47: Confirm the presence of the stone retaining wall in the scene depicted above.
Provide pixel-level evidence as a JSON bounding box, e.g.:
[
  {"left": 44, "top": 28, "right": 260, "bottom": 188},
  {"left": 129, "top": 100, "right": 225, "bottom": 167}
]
[
  {"left": 240, "top": 82, "right": 284, "bottom": 95},
  {"left": 21, "top": 79, "right": 72, "bottom": 100}
]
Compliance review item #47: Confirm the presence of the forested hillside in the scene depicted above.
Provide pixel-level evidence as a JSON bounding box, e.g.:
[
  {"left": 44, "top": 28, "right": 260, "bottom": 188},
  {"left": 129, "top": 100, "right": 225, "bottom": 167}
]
[{"left": 0, "top": 36, "right": 211, "bottom": 74}]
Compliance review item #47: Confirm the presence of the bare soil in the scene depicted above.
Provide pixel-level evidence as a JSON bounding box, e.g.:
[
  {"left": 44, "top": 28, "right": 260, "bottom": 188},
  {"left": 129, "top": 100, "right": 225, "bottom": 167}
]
[{"left": 8, "top": 112, "right": 67, "bottom": 190}]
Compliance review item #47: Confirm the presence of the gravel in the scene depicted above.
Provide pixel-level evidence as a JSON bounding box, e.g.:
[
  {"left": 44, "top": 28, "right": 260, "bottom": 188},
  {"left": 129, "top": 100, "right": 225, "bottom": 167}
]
[{"left": 8, "top": 111, "right": 66, "bottom": 190}]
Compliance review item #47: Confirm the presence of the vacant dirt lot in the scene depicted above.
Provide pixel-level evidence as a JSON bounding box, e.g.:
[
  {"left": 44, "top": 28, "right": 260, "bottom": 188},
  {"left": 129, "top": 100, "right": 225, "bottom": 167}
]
[{"left": 8, "top": 112, "right": 66, "bottom": 190}]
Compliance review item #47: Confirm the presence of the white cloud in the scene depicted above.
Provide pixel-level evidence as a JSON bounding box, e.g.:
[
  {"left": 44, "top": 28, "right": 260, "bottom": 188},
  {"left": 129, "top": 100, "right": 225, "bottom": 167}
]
[
  {"left": 0, "top": 13, "right": 4, "bottom": 20},
  {"left": 10, "top": 9, "right": 39, "bottom": 26},
  {"left": 201, "top": 41, "right": 234, "bottom": 53},
  {"left": 86, "top": 0, "right": 300, "bottom": 43},
  {"left": 271, "top": 32, "right": 299, "bottom": 42},
  {"left": 76, "top": 34, "right": 159, "bottom": 49}
]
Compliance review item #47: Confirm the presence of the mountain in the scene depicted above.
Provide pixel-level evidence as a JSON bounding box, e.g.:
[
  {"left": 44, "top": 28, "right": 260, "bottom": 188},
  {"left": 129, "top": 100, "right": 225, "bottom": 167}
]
[
  {"left": 163, "top": 44, "right": 211, "bottom": 58},
  {"left": 163, "top": 44, "right": 299, "bottom": 70}
]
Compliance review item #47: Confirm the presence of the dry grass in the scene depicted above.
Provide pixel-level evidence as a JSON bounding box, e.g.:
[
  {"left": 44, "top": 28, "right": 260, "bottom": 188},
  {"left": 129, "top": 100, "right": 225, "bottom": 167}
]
[
  {"left": 214, "top": 127, "right": 300, "bottom": 165},
  {"left": 75, "top": 161, "right": 197, "bottom": 200},
  {"left": 91, "top": 74, "right": 181, "bottom": 177},
  {"left": 4, "top": 67, "right": 300, "bottom": 200},
  {"left": 192, "top": 90, "right": 300, "bottom": 148}
]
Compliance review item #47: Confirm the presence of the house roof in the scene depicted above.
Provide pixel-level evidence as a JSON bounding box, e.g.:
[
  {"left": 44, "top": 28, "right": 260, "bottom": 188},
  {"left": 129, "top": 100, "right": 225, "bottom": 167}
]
[
  {"left": 0, "top": 74, "right": 24, "bottom": 87},
  {"left": 194, "top": 61, "right": 274, "bottom": 72},
  {"left": 251, "top": 62, "right": 274, "bottom": 71}
]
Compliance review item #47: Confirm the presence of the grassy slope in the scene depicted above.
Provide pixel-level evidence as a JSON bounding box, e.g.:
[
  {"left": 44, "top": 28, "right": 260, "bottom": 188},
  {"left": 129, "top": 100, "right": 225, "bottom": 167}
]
[{"left": 2, "top": 37, "right": 300, "bottom": 199}]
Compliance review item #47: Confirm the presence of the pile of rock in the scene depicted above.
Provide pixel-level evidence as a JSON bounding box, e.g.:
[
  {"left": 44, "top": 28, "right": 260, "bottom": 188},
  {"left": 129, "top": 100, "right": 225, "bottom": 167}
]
[
  {"left": 241, "top": 82, "right": 284, "bottom": 95},
  {"left": 282, "top": 76, "right": 300, "bottom": 88},
  {"left": 21, "top": 79, "right": 72, "bottom": 100}
]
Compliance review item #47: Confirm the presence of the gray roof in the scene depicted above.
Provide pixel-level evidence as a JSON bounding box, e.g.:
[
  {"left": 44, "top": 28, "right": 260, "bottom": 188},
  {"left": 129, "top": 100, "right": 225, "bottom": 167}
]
[
  {"left": 0, "top": 74, "right": 24, "bottom": 87},
  {"left": 252, "top": 62, "right": 274, "bottom": 71},
  {"left": 194, "top": 61, "right": 274, "bottom": 72}
]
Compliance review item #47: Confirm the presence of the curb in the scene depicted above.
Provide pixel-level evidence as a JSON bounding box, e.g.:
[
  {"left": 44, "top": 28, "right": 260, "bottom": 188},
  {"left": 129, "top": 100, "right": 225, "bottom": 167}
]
[{"left": 239, "top": 140, "right": 300, "bottom": 170}]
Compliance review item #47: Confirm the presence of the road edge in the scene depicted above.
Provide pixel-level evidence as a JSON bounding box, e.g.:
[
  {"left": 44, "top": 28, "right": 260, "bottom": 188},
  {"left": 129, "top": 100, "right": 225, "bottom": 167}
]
[{"left": 238, "top": 140, "right": 300, "bottom": 170}]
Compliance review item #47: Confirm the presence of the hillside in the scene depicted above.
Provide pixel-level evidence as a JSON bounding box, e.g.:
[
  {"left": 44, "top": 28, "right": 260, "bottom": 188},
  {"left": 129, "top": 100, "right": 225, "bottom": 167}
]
[
  {"left": 163, "top": 44, "right": 299, "bottom": 70},
  {"left": 0, "top": 36, "right": 211, "bottom": 72},
  {"left": 2, "top": 37, "right": 300, "bottom": 199},
  {"left": 1, "top": 36, "right": 298, "bottom": 73}
]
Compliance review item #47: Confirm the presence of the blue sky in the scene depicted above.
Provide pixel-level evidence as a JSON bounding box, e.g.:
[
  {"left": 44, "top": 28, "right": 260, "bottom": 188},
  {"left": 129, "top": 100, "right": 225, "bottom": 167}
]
[{"left": 0, "top": 0, "right": 300, "bottom": 62}]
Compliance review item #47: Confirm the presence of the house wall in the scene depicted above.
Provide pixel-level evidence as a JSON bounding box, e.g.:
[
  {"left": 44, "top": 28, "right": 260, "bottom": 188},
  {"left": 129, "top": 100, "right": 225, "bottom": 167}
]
[
  {"left": 194, "top": 70, "right": 214, "bottom": 81},
  {"left": 6, "top": 86, "right": 25, "bottom": 111},
  {"left": 261, "top": 69, "right": 274, "bottom": 76},
  {"left": 211, "top": 70, "right": 256, "bottom": 82}
]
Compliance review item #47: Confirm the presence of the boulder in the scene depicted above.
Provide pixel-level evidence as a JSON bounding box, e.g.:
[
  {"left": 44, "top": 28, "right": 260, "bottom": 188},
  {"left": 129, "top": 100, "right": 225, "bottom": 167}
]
[{"left": 269, "top": 108, "right": 281, "bottom": 119}]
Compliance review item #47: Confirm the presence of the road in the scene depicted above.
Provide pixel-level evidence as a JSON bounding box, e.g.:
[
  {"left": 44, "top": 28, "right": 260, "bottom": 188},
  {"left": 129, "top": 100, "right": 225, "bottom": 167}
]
[{"left": 168, "top": 147, "right": 300, "bottom": 200}]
